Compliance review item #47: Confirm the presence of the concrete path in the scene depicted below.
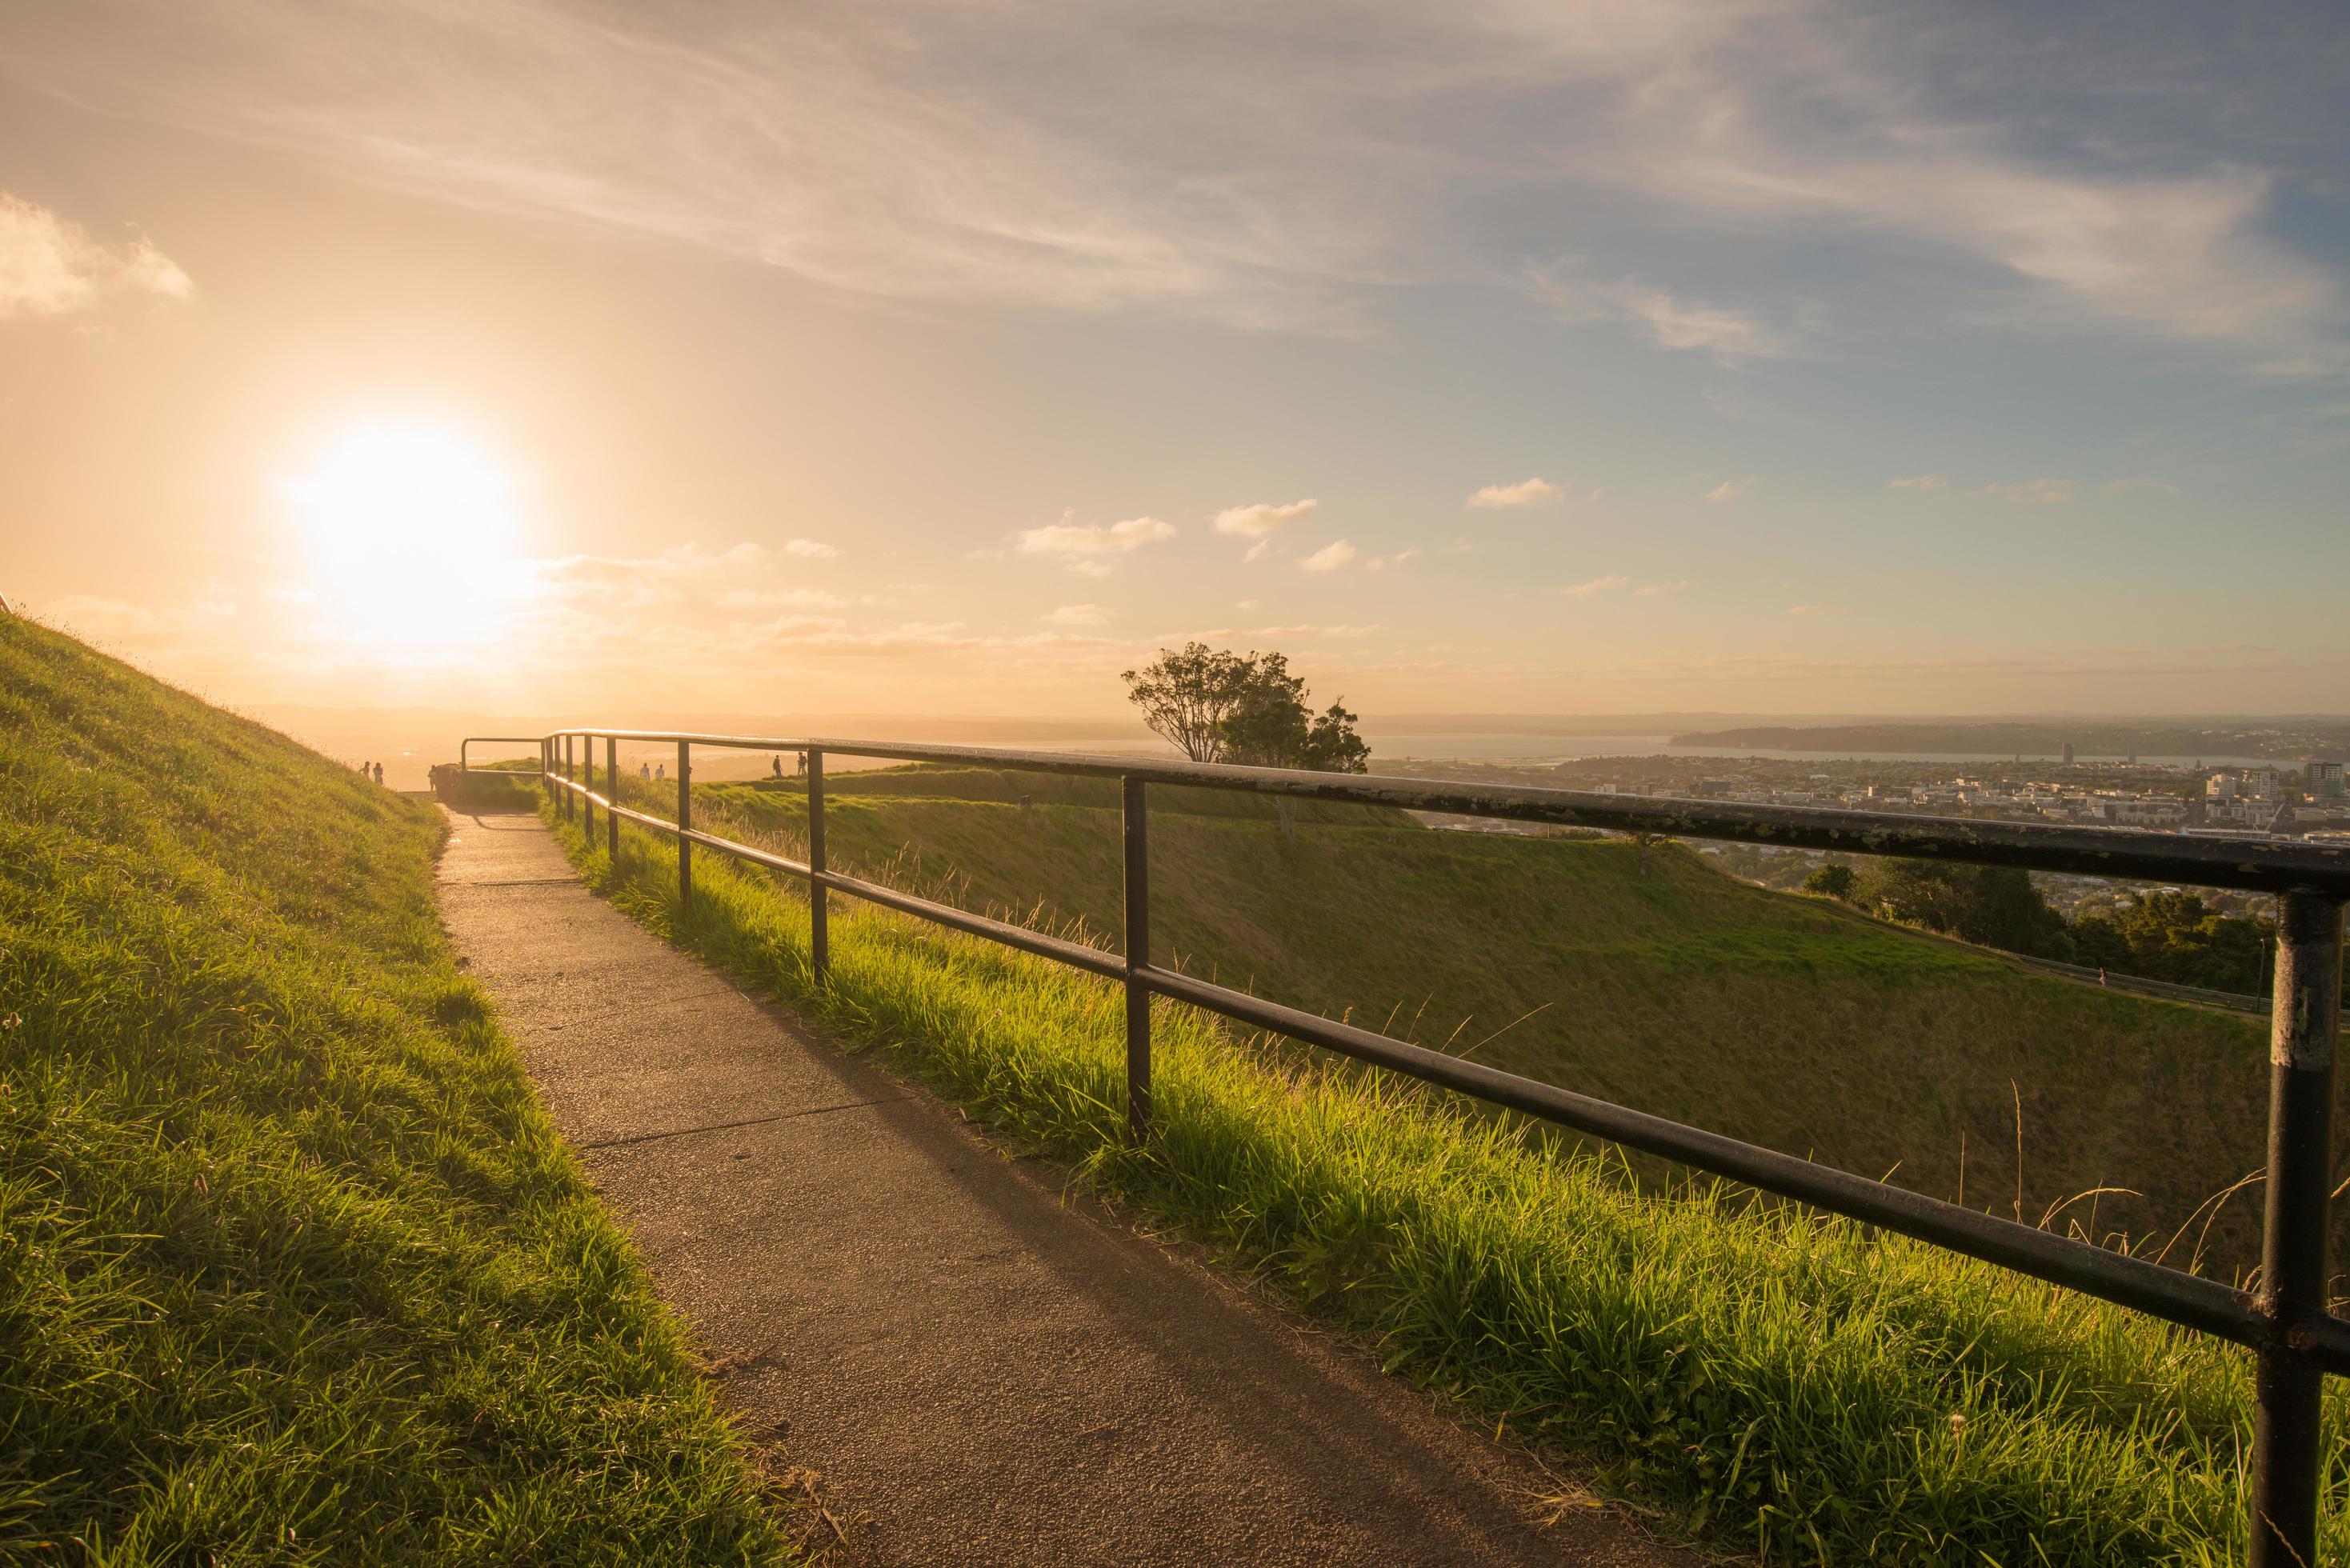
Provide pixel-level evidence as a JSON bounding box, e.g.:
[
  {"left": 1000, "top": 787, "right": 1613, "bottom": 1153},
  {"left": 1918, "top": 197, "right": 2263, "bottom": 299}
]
[{"left": 435, "top": 807, "right": 1693, "bottom": 1568}]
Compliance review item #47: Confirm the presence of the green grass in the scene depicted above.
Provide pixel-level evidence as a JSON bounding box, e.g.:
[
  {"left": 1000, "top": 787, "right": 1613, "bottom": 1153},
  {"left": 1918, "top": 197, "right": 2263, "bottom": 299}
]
[
  {"left": 557, "top": 781, "right": 2348, "bottom": 1564},
  {"left": 0, "top": 618, "right": 795, "bottom": 1566},
  {"left": 691, "top": 772, "right": 2288, "bottom": 1273}
]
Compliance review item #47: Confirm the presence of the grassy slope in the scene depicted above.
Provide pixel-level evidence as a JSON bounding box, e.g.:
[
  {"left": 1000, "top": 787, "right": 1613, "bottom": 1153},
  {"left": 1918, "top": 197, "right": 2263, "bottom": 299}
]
[
  {"left": 694, "top": 773, "right": 2284, "bottom": 1271},
  {"left": 565, "top": 778, "right": 2345, "bottom": 1565},
  {"left": 0, "top": 619, "right": 793, "bottom": 1566}
]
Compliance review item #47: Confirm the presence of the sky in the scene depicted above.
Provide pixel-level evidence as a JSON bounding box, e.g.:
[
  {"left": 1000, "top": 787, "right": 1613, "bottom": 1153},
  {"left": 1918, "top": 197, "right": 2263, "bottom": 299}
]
[{"left": 3, "top": 0, "right": 2348, "bottom": 723}]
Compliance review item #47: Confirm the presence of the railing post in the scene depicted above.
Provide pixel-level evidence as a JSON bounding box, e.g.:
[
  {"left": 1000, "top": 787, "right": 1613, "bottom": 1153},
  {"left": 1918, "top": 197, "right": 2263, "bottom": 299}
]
[
  {"left": 676, "top": 741, "right": 693, "bottom": 906},
  {"left": 606, "top": 735, "right": 619, "bottom": 858},
  {"left": 2249, "top": 890, "right": 2343, "bottom": 1568},
  {"left": 1123, "top": 774, "right": 1151, "bottom": 1139},
  {"left": 807, "top": 748, "right": 829, "bottom": 982},
  {"left": 562, "top": 734, "right": 574, "bottom": 820},
  {"left": 582, "top": 734, "right": 597, "bottom": 842}
]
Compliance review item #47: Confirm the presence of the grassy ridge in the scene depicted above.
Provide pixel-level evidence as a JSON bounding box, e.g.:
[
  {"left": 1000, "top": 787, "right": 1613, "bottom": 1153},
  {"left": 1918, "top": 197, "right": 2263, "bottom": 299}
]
[
  {"left": 559, "top": 782, "right": 2347, "bottom": 1564},
  {"left": 0, "top": 619, "right": 794, "bottom": 1565},
  {"left": 695, "top": 773, "right": 2283, "bottom": 1271}
]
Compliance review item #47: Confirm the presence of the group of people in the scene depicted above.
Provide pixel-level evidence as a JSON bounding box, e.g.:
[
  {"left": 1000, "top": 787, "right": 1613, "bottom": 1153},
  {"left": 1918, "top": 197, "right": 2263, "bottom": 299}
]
[
  {"left": 355, "top": 759, "right": 385, "bottom": 785},
  {"left": 637, "top": 759, "right": 669, "bottom": 781}
]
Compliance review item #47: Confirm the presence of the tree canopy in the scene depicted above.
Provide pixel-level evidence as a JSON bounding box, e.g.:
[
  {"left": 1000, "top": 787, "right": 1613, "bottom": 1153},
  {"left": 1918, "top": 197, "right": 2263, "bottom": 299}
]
[
  {"left": 2070, "top": 890, "right": 2273, "bottom": 994},
  {"left": 1121, "top": 642, "right": 1369, "bottom": 772},
  {"left": 1844, "top": 858, "right": 2072, "bottom": 959}
]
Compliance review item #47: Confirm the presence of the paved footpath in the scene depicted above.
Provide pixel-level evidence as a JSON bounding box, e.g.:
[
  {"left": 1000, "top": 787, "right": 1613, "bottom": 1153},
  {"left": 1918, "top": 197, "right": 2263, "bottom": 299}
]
[{"left": 436, "top": 807, "right": 1693, "bottom": 1567}]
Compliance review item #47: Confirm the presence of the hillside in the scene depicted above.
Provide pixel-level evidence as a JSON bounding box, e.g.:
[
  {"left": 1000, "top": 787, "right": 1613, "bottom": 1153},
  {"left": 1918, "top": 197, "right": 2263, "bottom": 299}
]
[
  {"left": 691, "top": 767, "right": 2283, "bottom": 1271},
  {"left": 0, "top": 619, "right": 795, "bottom": 1563},
  {"left": 570, "top": 761, "right": 2346, "bottom": 1562}
]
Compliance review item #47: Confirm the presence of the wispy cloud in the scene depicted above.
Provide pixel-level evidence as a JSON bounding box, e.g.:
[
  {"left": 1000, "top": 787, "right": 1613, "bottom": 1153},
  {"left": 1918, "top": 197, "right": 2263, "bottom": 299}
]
[
  {"left": 0, "top": 192, "right": 191, "bottom": 320},
  {"left": 1258, "top": 622, "right": 1378, "bottom": 638},
  {"left": 1363, "top": 547, "right": 1421, "bottom": 572},
  {"left": 1298, "top": 539, "right": 1357, "bottom": 573},
  {"left": 782, "top": 537, "right": 842, "bottom": 559},
  {"left": 1634, "top": 579, "right": 1690, "bottom": 597},
  {"left": 1041, "top": 602, "right": 1110, "bottom": 627},
  {"left": 1702, "top": 478, "right": 1754, "bottom": 502},
  {"left": 1532, "top": 268, "right": 1791, "bottom": 362},
  {"left": 11, "top": 2, "right": 2340, "bottom": 360},
  {"left": 1972, "top": 478, "right": 2073, "bottom": 504},
  {"left": 1888, "top": 474, "right": 1946, "bottom": 491},
  {"left": 44, "top": 586, "right": 234, "bottom": 638},
  {"left": 1213, "top": 498, "right": 1319, "bottom": 536},
  {"left": 1467, "top": 477, "right": 1561, "bottom": 509},
  {"left": 1555, "top": 574, "right": 1631, "bottom": 598}
]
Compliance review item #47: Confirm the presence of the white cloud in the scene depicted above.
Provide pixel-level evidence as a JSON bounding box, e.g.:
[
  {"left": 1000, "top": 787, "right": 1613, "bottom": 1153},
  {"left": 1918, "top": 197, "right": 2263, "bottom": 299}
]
[
  {"left": 1016, "top": 514, "right": 1177, "bottom": 573},
  {"left": 1256, "top": 622, "right": 1379, "bottom": 638},
  {"left": 1235, "top": 598, "right": 1260, "bottom": 610},
  {"left": 1213, "top": 498, "right": 1318, "bottom": 536},
  {"left": 782, "top": 537, "right": 842, "bottom": 559},
  {"left": 1532, "top": 270, "right": 1791, "bottom": 362},
  {"left": 1467, "top": 477, "right": 1561, "bottom": 509},
  {"left": 1702, "top": 478, "right": 1754, "bottom": 502},
  {"left": 0, "top": 192, "right": 192, "bottom": 320},
  {"left": 1555, "top": 574, "right": 1631, "bottom": 598},
  {"left": 1041, "top": 602, "right": 1110, "bottom": 627},
  {"left": 1363, "top": 547, "right": 1422, "bottom": 572},
  {"left": 1633, "top": 579, "right": 1689, "bottom": 597},
  {"left": 1298, "top": 539, "right": 1357, "bottom": 573},
  {"left": 1888, "top": 475, "right": 1946, "bottom": 491},
  {"left": 1973, "top": 478, "right": 2073, "bottom": 505}
]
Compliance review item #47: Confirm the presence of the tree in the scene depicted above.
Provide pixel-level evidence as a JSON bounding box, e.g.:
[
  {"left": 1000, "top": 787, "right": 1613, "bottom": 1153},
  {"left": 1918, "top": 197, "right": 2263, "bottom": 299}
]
[
  {"left": 1802, "top": 863, "right": 1857, "bottom": 899},
  {"left": 1851, "top": 858, "right": 2072, "bottom": 959},
  {"left": 1216, "top": 651, "right": 1311, "bottom": 766},
  {"left": 2071, "top": 890, "right": 2273, "bottom": 994},
  {"left": 1123, "top": 644, "right": 1369, "bottom": 773},
  {"left": 1120, "top": 642, "right": 1255, "bottom": 762},
  {"left": 1300, "top": 699, "right": 1370, "bottom": 774}
]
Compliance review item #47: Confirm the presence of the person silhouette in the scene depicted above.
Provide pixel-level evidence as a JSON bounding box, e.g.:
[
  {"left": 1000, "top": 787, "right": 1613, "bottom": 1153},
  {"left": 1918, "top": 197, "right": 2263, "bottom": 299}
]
[
  {"left": 640, "top": 761, "right": 651, "bottom": 780},
  {"left": 655, "top": 762, "right": 666, "bottom": 782},
  {"left": 372, "top": 762, "right": 384, "bottom": 786},
  {"left": 772, "top": 754, "right": 783, "bottom": 778}
]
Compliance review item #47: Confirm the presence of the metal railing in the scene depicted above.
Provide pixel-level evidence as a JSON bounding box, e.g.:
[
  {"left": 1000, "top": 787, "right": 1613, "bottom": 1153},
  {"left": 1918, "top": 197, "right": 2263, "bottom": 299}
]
[{"left": 469, "top": 728, "right": 2348, "bottom": 1564}]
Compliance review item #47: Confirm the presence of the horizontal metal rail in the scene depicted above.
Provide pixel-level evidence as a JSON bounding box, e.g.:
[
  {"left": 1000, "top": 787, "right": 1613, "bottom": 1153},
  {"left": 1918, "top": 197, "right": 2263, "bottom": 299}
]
[
  {"left": 480, "top": 728, "right": 2345, "bottom": 1567},
  {"left": 531, "top": 728, "right": 2350, "bottom": 897}
]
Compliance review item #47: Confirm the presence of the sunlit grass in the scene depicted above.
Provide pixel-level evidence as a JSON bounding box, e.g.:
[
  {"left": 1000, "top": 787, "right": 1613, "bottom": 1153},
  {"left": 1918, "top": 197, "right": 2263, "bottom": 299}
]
[
  {"left": 562, "top": 782, "right": 2346, "bottom": 1564},
  {"left": 0, "top": 618, "right": 796, "bottom": 1565}
]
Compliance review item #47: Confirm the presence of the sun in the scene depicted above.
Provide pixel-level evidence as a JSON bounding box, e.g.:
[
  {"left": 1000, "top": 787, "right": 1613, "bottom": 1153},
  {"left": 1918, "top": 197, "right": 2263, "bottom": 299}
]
[{"left": 280, "top": 420, "right": 528, "bottom": 649}]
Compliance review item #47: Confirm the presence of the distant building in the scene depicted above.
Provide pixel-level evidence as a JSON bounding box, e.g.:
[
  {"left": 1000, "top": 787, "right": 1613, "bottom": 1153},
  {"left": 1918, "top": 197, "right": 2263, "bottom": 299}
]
[
  {"left": 2308, "top": 759, "right": 2346, "bottom": 799},
  {"left": 2061, "top": 742, "right": 2075, "bottom": 764}
]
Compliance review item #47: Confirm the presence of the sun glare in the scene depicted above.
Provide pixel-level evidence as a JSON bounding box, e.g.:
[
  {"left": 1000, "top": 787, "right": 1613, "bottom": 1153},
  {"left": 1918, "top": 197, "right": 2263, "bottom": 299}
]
[{"left": 281, "top": 420, "right": 527, "bottom": 650}]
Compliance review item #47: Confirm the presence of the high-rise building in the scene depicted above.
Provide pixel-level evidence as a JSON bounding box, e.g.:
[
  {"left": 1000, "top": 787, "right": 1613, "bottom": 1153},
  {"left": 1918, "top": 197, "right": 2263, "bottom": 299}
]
[
  {"left": 2061, "top": 742, "right": 2075, "bottom": 764},
  {"left": 2308, "top": 759, "right": 2346, "bottom": 799}
]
